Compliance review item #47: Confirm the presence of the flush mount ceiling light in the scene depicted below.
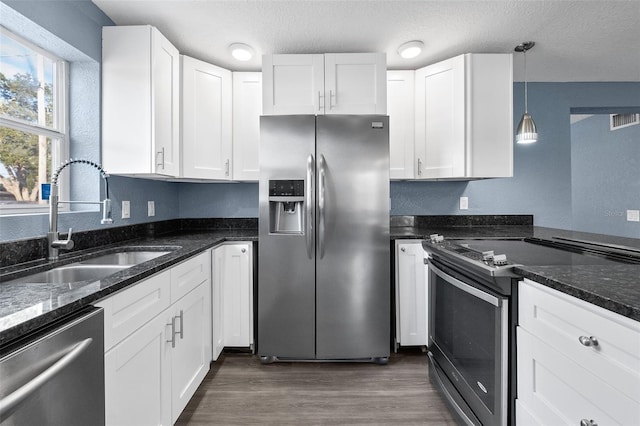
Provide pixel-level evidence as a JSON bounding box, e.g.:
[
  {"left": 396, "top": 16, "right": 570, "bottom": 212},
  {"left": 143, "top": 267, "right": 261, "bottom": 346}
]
[
  {"left": 398, "top": 40, "right": 424, "bottom": 59},
  {"left": 229, "top": 43, "right": 254, "bottom": 61},
  {"left": 515, "top": 41, "right": 538, "bottom": 144}
]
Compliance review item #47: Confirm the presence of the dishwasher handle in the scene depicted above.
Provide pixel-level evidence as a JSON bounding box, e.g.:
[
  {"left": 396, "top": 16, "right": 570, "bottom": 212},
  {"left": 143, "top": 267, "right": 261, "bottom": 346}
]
[{"left": 0, "top": 337, "right": 93, "bottom": 421}]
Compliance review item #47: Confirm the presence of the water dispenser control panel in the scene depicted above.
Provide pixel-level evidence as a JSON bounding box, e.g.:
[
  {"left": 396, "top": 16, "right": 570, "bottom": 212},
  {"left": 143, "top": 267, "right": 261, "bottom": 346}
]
[{"left": 269, "top": 180, "right": 304, "bottom": 197}]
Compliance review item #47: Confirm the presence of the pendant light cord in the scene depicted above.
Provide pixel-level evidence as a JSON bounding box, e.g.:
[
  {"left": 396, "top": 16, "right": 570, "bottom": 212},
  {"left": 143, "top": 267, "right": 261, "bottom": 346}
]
[{"left": 524, "top": 49, "right": 529, "bottom": 113}]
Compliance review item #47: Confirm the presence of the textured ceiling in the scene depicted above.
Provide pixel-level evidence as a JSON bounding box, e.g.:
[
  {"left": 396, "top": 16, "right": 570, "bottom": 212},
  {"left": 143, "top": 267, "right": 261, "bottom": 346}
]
[{"left": 91, "top": 0, "right": 640, "bottom": 82}]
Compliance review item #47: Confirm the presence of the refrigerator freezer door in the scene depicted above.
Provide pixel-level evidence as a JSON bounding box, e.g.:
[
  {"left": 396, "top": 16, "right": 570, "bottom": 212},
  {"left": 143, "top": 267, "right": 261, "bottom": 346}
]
[
  {"left": 315, "top": 115, "right": 390, "bottom": 359},
  {"left": 258, "top": 115, "right": 316, "bottom": 359}
]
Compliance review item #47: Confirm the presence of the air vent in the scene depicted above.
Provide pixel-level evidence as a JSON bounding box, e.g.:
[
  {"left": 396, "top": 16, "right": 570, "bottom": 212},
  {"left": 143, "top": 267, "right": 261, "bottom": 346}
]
[{"left": 610, "top": 113, "right": 639, "bottom": 130}]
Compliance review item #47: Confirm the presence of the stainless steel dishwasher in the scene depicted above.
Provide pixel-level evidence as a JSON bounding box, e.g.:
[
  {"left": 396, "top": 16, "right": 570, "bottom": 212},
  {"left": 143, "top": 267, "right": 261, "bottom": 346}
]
[{"left": 0, "top": 306, "right": 105, "bottom": 425}]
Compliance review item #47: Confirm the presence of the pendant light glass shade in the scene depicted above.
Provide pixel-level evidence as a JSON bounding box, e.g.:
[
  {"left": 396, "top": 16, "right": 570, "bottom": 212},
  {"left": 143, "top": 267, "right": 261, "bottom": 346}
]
[{"left": 515, "top": 41, "right": 537, "bottom": 144}]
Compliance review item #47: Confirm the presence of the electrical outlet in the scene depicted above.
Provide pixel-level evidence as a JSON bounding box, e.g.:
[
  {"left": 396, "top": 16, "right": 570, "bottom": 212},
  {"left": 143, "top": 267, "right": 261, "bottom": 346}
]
[
  {"left": 460, "top": 197, "right": 469, "bottom": 210},
  {"left": 627, "top": 209, "right": 640, "bottom": 222},
  {"left": 148, "top": 201, "right": 155, "bottom": 217},
  {"left": 121, "top": 200, "right": 130, "bottom": 219}
]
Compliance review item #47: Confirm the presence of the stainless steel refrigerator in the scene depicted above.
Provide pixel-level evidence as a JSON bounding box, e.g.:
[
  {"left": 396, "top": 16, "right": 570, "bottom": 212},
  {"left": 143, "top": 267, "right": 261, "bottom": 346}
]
[{"left": 258, "top": 115, "right": 390, "bottom": 363}]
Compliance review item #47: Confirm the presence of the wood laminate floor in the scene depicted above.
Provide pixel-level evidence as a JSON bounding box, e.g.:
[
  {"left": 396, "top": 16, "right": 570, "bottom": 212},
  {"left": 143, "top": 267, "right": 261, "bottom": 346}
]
[{"left": 176, "top": 349, "right": 458, "bottom": 425}]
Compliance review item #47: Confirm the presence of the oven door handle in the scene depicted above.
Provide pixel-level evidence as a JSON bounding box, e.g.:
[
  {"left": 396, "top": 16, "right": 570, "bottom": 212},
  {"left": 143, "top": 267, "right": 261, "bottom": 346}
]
[{"left": 428, "top": 261, "right": 501, "bottom": 307}]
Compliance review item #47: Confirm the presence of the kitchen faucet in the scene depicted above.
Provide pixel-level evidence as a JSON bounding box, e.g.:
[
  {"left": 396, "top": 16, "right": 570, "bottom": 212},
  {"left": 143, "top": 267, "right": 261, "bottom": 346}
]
[{"left": 48, "top": 159, "right": 113, "bottom": 260}]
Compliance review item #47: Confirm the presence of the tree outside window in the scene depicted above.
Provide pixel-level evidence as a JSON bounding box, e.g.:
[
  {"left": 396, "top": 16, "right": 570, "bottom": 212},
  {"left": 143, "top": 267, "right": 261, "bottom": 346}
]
[{"left": 0, "top": 26, "right": 66, "bottom": 211}]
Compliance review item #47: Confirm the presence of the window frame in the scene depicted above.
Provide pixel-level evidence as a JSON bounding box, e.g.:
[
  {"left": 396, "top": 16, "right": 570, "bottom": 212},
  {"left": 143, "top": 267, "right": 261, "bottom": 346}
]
[{"left": 0, "top": 25, "right": 69, "bottom": 215}]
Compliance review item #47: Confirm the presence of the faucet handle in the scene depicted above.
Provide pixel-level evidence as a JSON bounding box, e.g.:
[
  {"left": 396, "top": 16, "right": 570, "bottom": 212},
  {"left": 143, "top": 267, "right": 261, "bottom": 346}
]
[{"left": 52, "top": 227, "right": 75, "bottom": 250}]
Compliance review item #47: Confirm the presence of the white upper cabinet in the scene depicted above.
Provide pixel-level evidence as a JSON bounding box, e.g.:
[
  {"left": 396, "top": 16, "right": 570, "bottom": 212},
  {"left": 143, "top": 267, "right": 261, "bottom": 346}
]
[
  {"left": 324, "top": 53, "right": 387, "bottom": 114},
  {"left": 414, "top": 53, "right": 513, "bottom": 179},
  {"left": 262, "top": 54, "right": 324, "bottom": 114},
  {"left": 387, "top": 70, "right": 415, "bottom": 179},
  {"left": 232, "top": 72, "right": 262, "bottom": 181},
  {"left": 181, "top": 55, "right": 232, "bottom": 180},
  {"left": 262, "top": 53, "right": 386, "bottom": 115},
  {"left": 102, "top": 25, "right": 180, "bottom": 177}
]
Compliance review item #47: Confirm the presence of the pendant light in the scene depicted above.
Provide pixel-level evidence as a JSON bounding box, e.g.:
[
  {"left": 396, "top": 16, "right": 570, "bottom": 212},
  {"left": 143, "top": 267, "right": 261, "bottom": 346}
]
[{"left": 515, "top": 41, "right": 537, "bottom": 144}]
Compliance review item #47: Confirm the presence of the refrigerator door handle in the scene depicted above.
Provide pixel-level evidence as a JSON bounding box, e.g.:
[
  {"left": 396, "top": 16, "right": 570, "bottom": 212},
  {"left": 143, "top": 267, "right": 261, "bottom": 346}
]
[
  {"left": 305, "top": 154, "right": 315, "bottom": 259},
  {"left": 318, "top": 154, "right": 326, "bottom": 259}
]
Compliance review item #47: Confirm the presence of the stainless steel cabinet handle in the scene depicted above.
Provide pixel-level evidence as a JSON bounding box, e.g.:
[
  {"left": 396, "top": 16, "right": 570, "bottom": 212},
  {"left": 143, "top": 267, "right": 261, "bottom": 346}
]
[
  {"left": 580, "top": 419, "right": 598, "bottom": 426},
  {"left": 329, "top": 90, "right": 336, "bottom": 110},
  {"left": 0, "top": 338, "right": 93, "bottom": 421},
  {"left": 156, "top": 147, "right": 165, "bottom": 169},
  {"left": 318, "top": 154, "right": 326, "bottom": 259},
  {"left": 318, "top": 91, "right": 323, "bottom": 112},
  {"left": 167, "top": 316, "right": 177, "bottom": 348},
  {"left": 241, "top": 248, "right": 246, "bottom": 253},
  {"left": 177, "top": 310, "right": 184, "bottom": 340},
  {"left": 225, "top": 159, "right": 230, "bottom": 177},
  {"left": 578, "top": 336, "right": 599, "bottom": 347},
  {"left": 305, "top": 154, "right": 315, "bottom": 259},
  {"left": 417, "top": 158, "right": 422, "bottom": 176}
]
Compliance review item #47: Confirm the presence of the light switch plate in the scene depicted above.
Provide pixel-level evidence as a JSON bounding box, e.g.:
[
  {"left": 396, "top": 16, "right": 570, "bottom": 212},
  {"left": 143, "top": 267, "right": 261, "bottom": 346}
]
[
  {"left": 627, "top": 209, "right": 640, "bottom": 222},
  {"left": 460, "top": 197, "right": 469, "bottom": 210},
  {"left": 121, "top": 200, "right": 130, "bottom": 219},
  {"left": 148, "top": 201, "right": 155, "bottom": 217}
]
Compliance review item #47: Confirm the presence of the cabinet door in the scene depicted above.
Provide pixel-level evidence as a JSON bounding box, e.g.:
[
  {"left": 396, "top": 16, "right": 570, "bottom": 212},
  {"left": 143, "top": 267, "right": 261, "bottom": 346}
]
[
  {"left": 169, "top": 283, "right": 211, "bottom": 424},
  {"left": 387, "top": 71, "right": 415, "bottom": 179},
  {"left": 395, "top": 241, "right": 428, "bottom": 346},
  {"left": 104, "top": 313, "right": 171, "bottom": 426},
  {"left": 414, "top": 55, "right": 465, "bottom": 179},
  {"left": 211, "top": 248, "right": 225, "bottom": 360},
  {"left": 219, "top": 243, "right": 253, "bottom": 347},
  {"left": 324, "top": 53, "right": 387, "bottom": 114},
  {"left": 517, "top": 327, "right": 637, "bottom": 425},
  {"left": 102, "top": 25, "right": 179, "bottom": 177},
  {"left": 151, "top": 27, "right": 180, "bottom": 176},
  {"left": 232, "top": 72, "right": 262, "bottom": 181},
  {"left": 262, "top": 54, "right": 324, "bottom": 114},
  {"left": 181, "top": 55, "right": 232, "bottom": 179}
]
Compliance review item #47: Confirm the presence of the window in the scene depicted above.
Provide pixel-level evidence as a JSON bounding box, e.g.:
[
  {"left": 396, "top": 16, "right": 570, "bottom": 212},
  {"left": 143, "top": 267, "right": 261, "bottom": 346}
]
[{"left": 0, "top": 26, "right": 68, "bottom": 214}]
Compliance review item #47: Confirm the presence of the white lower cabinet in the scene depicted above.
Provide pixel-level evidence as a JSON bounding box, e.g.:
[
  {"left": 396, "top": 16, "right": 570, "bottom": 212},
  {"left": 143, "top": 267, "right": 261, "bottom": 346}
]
[
  {"left": 168, "top": 283, "right": 210, "bottom": 423},
  {"left": 104, "top": 311, "right": 171, "bottom": 425},
  {"left": 516, "top": 279, "right": 640, "bottom": 425},
  {"left": 213, "top": 242, "right": 254, "bottom": 348},
  {"left": 96, "top": 251, "right": 212, "bottom": 425},
  {"left": 394, "top": 240, "right": 428, "bottom": 347}
]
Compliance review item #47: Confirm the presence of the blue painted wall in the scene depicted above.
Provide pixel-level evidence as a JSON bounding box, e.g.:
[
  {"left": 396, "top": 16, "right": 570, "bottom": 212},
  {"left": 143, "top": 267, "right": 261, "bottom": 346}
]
[
  {"left": 176, "top": 82, "right": 640, "bottom": 235},
  {"left": 1, "top": 0, "right": 639, "bottom": 243},
  {"left": 571, "top": 114, "right": 640, "bottom": 238}
]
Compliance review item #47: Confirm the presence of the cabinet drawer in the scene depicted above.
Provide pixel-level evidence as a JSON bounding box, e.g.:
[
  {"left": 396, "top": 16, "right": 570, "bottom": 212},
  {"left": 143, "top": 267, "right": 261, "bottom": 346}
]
[
  {"left": 519, "top": 279, "right": 640, "bottom": 400},
  {"left": 517, "top": 327, "right": 639, "bottom": 425},
  {"left": 171, "top": 251, "right": 211, "bottom": 303},
  {"left": 96, "top": 269, "right": 171, "bottom": 351}
]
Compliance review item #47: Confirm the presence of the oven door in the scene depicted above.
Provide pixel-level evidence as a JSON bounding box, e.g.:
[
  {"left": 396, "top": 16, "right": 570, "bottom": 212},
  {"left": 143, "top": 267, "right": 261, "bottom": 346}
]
[{"left": 428, "top": 259, "right": 508, "bottom": 426}]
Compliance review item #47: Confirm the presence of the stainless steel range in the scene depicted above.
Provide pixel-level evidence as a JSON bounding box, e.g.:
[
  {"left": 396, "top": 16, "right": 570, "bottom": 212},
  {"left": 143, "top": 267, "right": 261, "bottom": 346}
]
[{"left": 422, "top": 235, "right": 639, "bottom": 426}]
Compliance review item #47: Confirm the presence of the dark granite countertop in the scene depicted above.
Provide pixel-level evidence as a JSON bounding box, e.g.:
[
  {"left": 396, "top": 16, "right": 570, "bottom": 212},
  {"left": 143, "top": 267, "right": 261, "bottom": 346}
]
[
  {"left": 391, "top": 220, "right": 640, "bottom": 322},
  {"left": 0, "top": 229, "right": 257, "bottom": 348},
  {"left": 2, "top": 215, "right": 638, "bottom": 349}
]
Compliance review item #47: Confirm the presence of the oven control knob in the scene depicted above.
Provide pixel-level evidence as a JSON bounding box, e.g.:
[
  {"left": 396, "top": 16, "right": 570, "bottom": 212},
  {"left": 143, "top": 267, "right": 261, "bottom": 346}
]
[
  {"left": 482, "top": 250, "right": 495, "bottom": 261},
  {"left": 493, "top": 254, "right": 508, "bottom": 266}
]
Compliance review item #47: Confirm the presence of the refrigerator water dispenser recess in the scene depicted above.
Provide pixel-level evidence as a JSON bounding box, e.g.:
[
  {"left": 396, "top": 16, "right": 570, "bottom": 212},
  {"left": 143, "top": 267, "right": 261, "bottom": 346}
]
[{"left": 269, "top": 180, "right": 304, "bottom": 234}]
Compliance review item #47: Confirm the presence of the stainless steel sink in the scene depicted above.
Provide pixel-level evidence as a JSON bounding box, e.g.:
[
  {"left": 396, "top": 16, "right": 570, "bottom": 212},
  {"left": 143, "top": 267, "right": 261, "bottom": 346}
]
[
  {"left": 79, "top": 251, "right": 171, "bottom": 266},
  {"left": 7, "top": 264, "right": 129, "bottom": 285},
  {"left": 4, "top": 247, "right": 177, "bottom": 288}
]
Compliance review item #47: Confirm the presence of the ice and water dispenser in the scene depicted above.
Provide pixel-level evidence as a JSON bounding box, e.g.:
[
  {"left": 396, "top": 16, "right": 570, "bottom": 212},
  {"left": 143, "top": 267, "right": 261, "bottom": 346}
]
[{"left": 268, "top": 180, "right": 304, "bottom": 234}]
